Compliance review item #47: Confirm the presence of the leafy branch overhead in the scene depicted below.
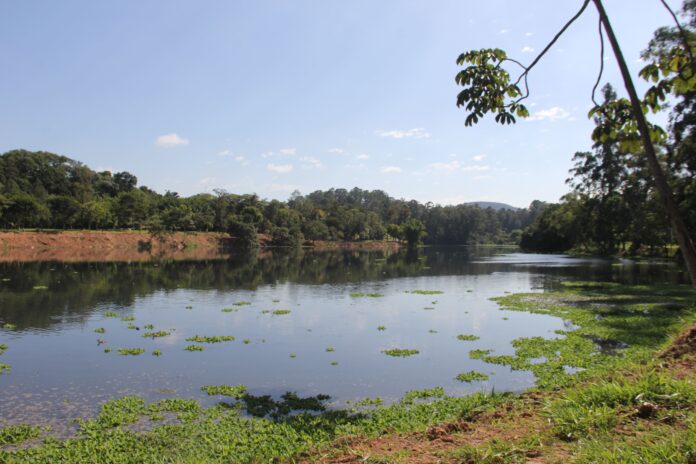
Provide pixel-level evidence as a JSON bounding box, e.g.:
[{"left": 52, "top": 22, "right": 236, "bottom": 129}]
[{"left": 455, "top": 48, "right": 530, "bottom": 126}]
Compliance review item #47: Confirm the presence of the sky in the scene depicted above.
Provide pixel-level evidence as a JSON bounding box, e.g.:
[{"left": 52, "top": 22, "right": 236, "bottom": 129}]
[{"left": 0, "top": 0, "right": 683, "bottom": 208}]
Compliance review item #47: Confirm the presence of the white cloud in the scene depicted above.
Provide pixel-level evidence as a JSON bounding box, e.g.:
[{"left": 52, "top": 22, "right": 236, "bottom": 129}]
[
  {"left": 156, "top": 133, "right": 189, "bottom": 148},
  {"left": 381, "top": 166, "right": 402, "bottom": 173},
  {"left": 300, "top": 156, "right": 323, "bottom": 169},
  {"left": 267, "top": 163, "right": 294, "bottom": 173},
  {"left": 527, "top": 106, "right": 571, "bottom": 122},
  {"left": 234, "top": 155, "right": 245, "bottom": 162},
  {"left": 521, "top": 46, "right": 535, "bottom": 53},
  {"left": 355, "top": 154, "right": 370, "bottom": 160},
  {"left": 375, "top": 128, "right": 431, "bottom": 139},
  {"left": 217, "top": 149, "right": 231, "bottom": 157},
  {"left": 472, "top": 154, "right": 486, "bottom": 162},
  {"left": 525, "top": 32, "right": 533, "bottom": 36},
  {"left": 279, "top": 148, "right": 296, "bottom": 156},
  {"left": 327, "top": 148, "right": 344, "bottom": 154},
  {"left": 499, "top": 29, "right": 509, "bottom": 34},
  {"left": 429, "top": 160, "right": 490, "bottom": 172}
]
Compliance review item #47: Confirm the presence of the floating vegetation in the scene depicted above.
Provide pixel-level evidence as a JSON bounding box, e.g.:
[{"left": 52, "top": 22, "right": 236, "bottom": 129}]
[
  {"left": 94, "top": 327, "right": 106, "bottom": 334},
  {"left": 405, "top": 290, "right": 444, "bottom": 295},
  {"left": 457, "top": 334, "right": 480, "bottom": 341},
  {"left": 429, "top": 329, "right": 438, "bottom": 334},
  {"left": 423, "top": 307, "right": 435, "bottom": 310},
  {"left": 104, "top": 311, "right": 119, "bottom": 318},
  {"left": 185, "top": 335, "right": 235, "bottom": 343},
  {"left": 0, "top": 424, "right": 41, "bottom": 445},
  {"left": 233, "top": 301, "right": 252, "bottom": 306},
  {"left": 469, "top": 349, "right": 493, "bottom": 359},
  {"left": 289, "top": 353, "right": 296, "bottom": 358},
  {"left": 272, "top": 310, "right": 291, "bottom": 315},
  {"left": 260, "top": 310, "right": 271, "bottom": 314},
  {"left": 184, "top": 345, "right": 205, "bottom": 352},
  {"left": 272, "top": 299, "right": 280, "bottom": 303},
  {"left": 502, "top": 317, "right": 509, "bottom": 320},
  {"left": 142, "top": 331, "right": 170, "bottom": 339},
  {"left": 185, "top": 306, "right": 193, "bottom": 309},
  {"left": 200, "top": 385, "right": 247, "bottom": 398},
  {"left": 143, "top": 324, "right": 154, "bottom": 330},
  {"left": 431, "top": 300, "right": 438, "bottom": 304},
  {"left": 242, "top": 339, "right": 251, "bottom": 344},
  {"left": 126, "top": 323, "right": 138, "bottom": 330},
  {"left": 455, "top": 371, "right": 490, "bottom": 383},
  {"left": 0, "top": 363, "right": 10, "bottom": 374},
  {"left": 32, "top": 285, "right": 48, "bottom": 290},
  {"left": 152, "top": 350, "right": 162, "bottom": 357},
  {"left": 0, "top": 344, "right": 6, "bottom": 355},
  {"left": 117, "top": 348, "right": 145, "bottom": 356},
  {"left": 2, "top": 323, "right": 16, "bottom": 330},
  {"left": 221, "top": 308, "right": 237, "bottom": 313},
  {"left": 121, "top": 316, "right": 135, "bottom": 322},
  {"left": 350, "top": 292, "right": 384, "bottom": 298},
  {"left": 103, "top": 348, "right": 111, "bottom": 353},
  {"left": 325, "top": 347, "right": 335, "bottom": 352},
  {"left": 330, "top": 361, "right": 338, "bottom": 366},
  {"left": 382, "top": 348, "right": 419, "bottom": 357},
  {"left": 377, "top": 325, "right": 386, "bottom": 331}
]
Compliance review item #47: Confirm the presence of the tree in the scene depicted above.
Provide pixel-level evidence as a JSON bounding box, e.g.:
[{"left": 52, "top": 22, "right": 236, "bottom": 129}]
[
  {"left": 402, "top": 219, "right": 426, "bottom": 247},
  {"left": 455, "top": 0, "right": 696, "bottom": 287}
]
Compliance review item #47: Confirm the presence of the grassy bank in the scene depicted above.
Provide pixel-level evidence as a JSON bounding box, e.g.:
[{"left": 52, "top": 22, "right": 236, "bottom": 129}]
[{"left": 0, "top": 282, "right": 694, "bottom": 463}]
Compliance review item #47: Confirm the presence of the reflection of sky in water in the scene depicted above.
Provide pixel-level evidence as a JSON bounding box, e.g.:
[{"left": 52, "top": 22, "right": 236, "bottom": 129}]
[{"left": 0, "top": 247, "right": 686, "bottom": 432}]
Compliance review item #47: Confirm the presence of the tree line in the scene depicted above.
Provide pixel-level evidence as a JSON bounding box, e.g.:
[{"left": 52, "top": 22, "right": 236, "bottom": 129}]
[{"left": 0, "top": 149, "right": 541, "bottom": 247}]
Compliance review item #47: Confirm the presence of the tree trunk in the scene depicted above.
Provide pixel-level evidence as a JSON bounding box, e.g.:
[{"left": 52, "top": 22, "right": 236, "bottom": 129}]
[{"left": 593, "top": 0, "right": 696, "bottom": 288}]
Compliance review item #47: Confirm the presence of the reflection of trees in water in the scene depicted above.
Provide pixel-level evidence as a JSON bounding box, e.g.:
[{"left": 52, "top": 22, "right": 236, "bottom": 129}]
[{"left": 0, "top": 247, "right": 685, "bottom": 330}]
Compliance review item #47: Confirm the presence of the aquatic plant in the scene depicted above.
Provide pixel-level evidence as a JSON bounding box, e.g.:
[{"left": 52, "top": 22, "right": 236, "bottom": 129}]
[
  {"left": 200, "top": 385, "right": 247, "bottom": 398},
  {"left": 260, "top": 310, "right": 271, "bottom": 314},
  {"left": 272, "top": 310, "right": 291, "bottom": 315},
  {"left": 152, "top": 350, "right": 162, "bottom": 357},
  {"left": 143, "top": 324, "right": 155, "bottom": 330},
  {"left": 186, "top": 306, "right": 193, "bottom": 309},
  {"left": 184, "top": 345, "right": 205, "bottom": 352},
  {"left": 405, "top": 290, "right": 444, "bottom": 295},
  {"left": 289, "top": 353, "right": 296, "bottom": 358},
  {"left": 423, "top": 307, "right": 435, "bottom": 310},
  {"left": 0, "top": 363, "right": 9, "bottom": 374},
  {"left": 469, "top": 349, "right": 493, "bottom": 359},
  {"left": 377, "top": 325, "right": 386, "bottom": 331},
  {"left": 104, "top": 311, "right": 119, "bottom": 318},
  {"left": 103, "top": 348, "right": 111, "bottom": 353},
  {"left": 185, "top": 335, "right": 235, "bottom": 343},
  {"left": 121, "top": 316, "right": 135, "bottom": 322},
  {"left": 382, "top": 348, "right": 419, "bottom": 357},
  {"left": 457, "top": 334, "right": 480, "bottom": 341},
  {"left": 233, "top": 301, "right": 252, "bottom": 306},
  {"left": 221, "top": 308, "right": 237, "bottom": 313},
  {"left": 117, "top": 348, "right": 145, "bottom": 356},
  {"left": 127, "top": 323, "right": 137, "bottom": 330},
  {"left": 142, "top": 331, "right": 170, "bottom": 339},
  {"left": 455, "top": 371, "right": 490, "bottom": 382},
  {"left": 242, "top": 339, "right": 251, "bottom": 344},
  {"left": 325, "top": 347, "right": 335, "bottom": 352},
  {"left": 272, "top": 299, "right": 280, "bottom": 303},
  {"left": 0, "top": 344, "right": 6, "bottom": 355},
  {"left": 32, "top": 285, "right": 48, "bottom": 290},
  {"left": 2, "top": 323, "right": 16, "bottom": 330},
  {"left": 330, "top": 361, "right": 338, "bottom": 366},
  {"left": 0, "top": 424, "right": 41, "bottom": 445},
  {"left": 350, "top": 292, "right": 384, "bottom": 297},
  {"left": 429, "top": 329, "right": 438, "bottom": 333},
  {"left": 94, "top": 327, "right": 106, "bottom": 334}
]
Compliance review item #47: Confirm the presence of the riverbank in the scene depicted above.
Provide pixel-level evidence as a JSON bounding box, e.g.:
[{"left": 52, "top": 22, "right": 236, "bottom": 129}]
[
  {"left": 0, "top": 281, "right": 693, "bottom": 462},
  {"left": 0, "top": 231, "right": 403, "bottom": 262}
]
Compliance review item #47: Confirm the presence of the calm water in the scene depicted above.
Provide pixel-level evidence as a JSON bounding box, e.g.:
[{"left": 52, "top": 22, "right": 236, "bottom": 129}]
[{"left": 0, "top": 246, "right": 686, "bottom": 432}]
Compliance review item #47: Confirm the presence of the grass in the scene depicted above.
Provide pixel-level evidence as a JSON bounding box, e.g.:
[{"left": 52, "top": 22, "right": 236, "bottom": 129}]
[
  {"left": 271, "top": 310, "right": 291, "bottom": 315},
  {"left": 152, "top": 350, "right": 162, "bottom": 357},
  {"left": 221, "top": 308, "right": 237, "bottom": 313},
  {"left": 233, "top": 301, "right": 252, "bottom": 306},
  {"left": 382, "top": 348, "right": 419, "bottom": 357},
  {"left": 104, "top": 311, "right": 119, "bottom": 318},
  {"left": 121, "top": 316, "right": 135, "bottom": 322},
  {"left": 94, "top": 327, "right": 106, "bottom": 334},
  {"left": 377, "top": 325, "right": 386, "bottom": 331},
  {"left": 2, "top": 323, "right": 16, "bottom": 330},
  {"left": 325, "top": 347, "right": 335, "bottom": 352},
  {"left": 0, "top": 425, "right": 41, "bottom": 445},
  {"left": 201, "top": 385, "right": 248, "bottom": 398},
  {"left": 350, "top": 292, "right": 384, "bottom": 298},
  {"left": 117, "top": 348, "right": 145, "bottom": 356},
  {"left": 455, "top": 371, "right": 490, "bottom": 382},
  {"left": 142, "top": 331, "right": 170, "bottom": 338},
  {"left": 185, "top": 335, "right": 234, "bottom": 343},
  {"left": 456, "top": 334, "right": 480, "bottom": 341},
  {"left": 405, "top": 290, "right": 444, "bottom": 295}
]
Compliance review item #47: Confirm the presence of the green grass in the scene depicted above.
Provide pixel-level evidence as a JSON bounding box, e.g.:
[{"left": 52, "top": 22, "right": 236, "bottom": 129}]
[
  {"left": 221, "top": 308, "right": 237, "bottom": 313},
  {"left": 184, "top": 345, "right": 205, "bottom": 352},
  {"left": 272, "top": 310, "right": 291, "bottom": 315},
  {"left": 325, "top": 347, "right": 335, "bottom": 352},
  {"left": 94, "top": 327, "right": 106, "bottom": 334},
  {"left": 456, "top": 334, "right": 480, "bottom": 341},
  {"left": 233, "top": 301, "right": 252, "bottom": 306},
  {"left": 117, "top": 348, "right": 145, "bottom": 356},
  {"left": 121, "top": 316, "right": 135, "bottom": 322},
  {"left": 350, "top": 292, "right": 384, "bottom": 298},
  {"left": 0, "top": 424, "right": 41, "bottom": 445},
  {"left": 377, "top": 325, "right": 386, "bottom": 331},
  {"left": 152, "top": 350, "right": 162, "bottom": 357},
  {"left": 455, "top": 371, "right": 490, "bottom": 383},
  {"left": 142, "top": 331, "right": 170, "bottom": 338},
  {"left": 185, "top": 335, "right": 234, "bottom": 343},
  {"left": 2, "top": 323, "right": 16, "bottom": 330},
  {"left": 201, "top": 385, "right": 248, "bottom": 398},
  {"left": 104, "top": 311, "right": 119, "bottom": 318},
  {"left": 382, "top": 348, "right": 419, "bottom": 357},
  {"left": 405, "top": 290, "right": 444, "bottom": 295}
]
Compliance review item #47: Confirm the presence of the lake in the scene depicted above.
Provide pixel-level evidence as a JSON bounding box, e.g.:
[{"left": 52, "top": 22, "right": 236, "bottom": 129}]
[{"left": 0, "top": 246, "right": 686, "bottom": 435}]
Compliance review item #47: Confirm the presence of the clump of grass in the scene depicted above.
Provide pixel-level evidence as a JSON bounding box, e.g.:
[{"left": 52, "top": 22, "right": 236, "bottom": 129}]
[
  {"left": 126, "top": 323, "right": 137, "bottom": 330},
  {"left": 152, "top": 350, "right": 162, "bottom": 357},
  {"left": 325, "top": 347, "right": 335, "bottom": 352},
  {"left": 382, "top": 348, "right": 419, "bottom": 357},
  {"left": 455, "top": 371, "right": 490, "bottom": 382},
  {"left": 104, "top": 311, "right": 119, "bottom": 318},
  {"left": 429, "top": 329, "right": 438, "bottom": 333},
  {"left": 0, "top": 363, "right": 10, "bottom": 374},
  {"left": 0, "top": 424, "right": 42, "bottom": 445},
  {"left": 272, "top": 310, "right": 291, "bottom": 315},
  {"left": 2, "top": 323, "right": 16, "bottom": 330},
  {"left": 330, "top": 361, "right": 338, "bottom": 366},
  {"left": 222, "top": 308, "right": 238, "bottom": 313},
  {"left": 117, "top": 348, "right": 145, "bottom": 356},
  {"left": 185, "top": 335, "right": 235, "bottom": 343},
  {"left": 143, "top": 324, "right": 154, "bottom": 330},
  {"left": 457, "top": 334, "right": 480, "bottom": 341},
  {"left": 142, "top": 331, "right": 170, "bottom": 339},
  {"left": 377, "top": 326, "right": 386, "bottom": 331},
  {"left": 350, "top": 292, "right": 384, "bottom": 298},
  {"left": 272, "top": 299, "right": 280, "bottom": 303},
  {"left": 469, "top": 349, "right": 493, "bottom": 359},
  {"left": 0, "top": 344, "right": 6, "bottom": 355},
  {"left": 32, "top": 285, "right": 48, "bottom": 290},
  {"left": 502, "top": 317, "right": 509, "bottom": 320},
  {"left": 261, "top": 310, "right": 271, "bottom": 314},
  {"left": 242, "top": 339, "right": 251, "bottom": 344},
  {"left": 185, "top": 305, "right": 193, "bottom": 309},
  {"left": 201, "top": 385, "right": 247, "bottom": 398},
  {"left": 184, "top": 345, "right": 205, "bottom": 352},
  {"left": 405, "top": 290, "right": 444, "bottom": 295},
  {"left": 423, "top": 307, "right": 435, "bottom": 310},
  {"left": 121, "top": 316, "right": 135, "bottom": 322},
  {"left": 233, "top": 301, "right": 252, "bottom": 306},
  {"left": 103, "top": 348, "right": 111, "bottom": 353},
  {"left": 94, "top": 327, "right": 106, "bottom": 334},
  {"left": 289, "top": 353, "right": 296, "bottom": 358}
]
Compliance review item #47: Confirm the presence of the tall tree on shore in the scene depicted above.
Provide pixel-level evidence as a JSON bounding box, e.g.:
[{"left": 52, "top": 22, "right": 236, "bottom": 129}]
[{"left": 455, "top": 0, "right": 696, "bottom": 287}]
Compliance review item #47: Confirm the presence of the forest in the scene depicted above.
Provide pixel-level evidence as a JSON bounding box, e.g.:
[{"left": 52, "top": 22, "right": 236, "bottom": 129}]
[{"left": 0, "top": 149, "right": 541, "bottom": 247}]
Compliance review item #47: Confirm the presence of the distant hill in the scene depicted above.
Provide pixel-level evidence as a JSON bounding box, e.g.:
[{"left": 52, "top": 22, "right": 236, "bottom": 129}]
[{"left": 464, "top": 201, "right": 520, "bottom": 211}]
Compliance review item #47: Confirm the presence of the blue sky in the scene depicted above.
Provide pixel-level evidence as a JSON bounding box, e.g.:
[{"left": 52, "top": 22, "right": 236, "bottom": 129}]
[{"left": 0, "top": 0, "right": 681, "bottom": 207}]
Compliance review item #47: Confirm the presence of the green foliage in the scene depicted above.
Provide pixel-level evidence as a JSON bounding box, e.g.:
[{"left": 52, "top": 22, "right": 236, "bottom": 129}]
[
  {"left": 455, "top": 371, "right": 490, "bottom": 382},
  {"left": 271, "top": 310, "right": 291, "bottom": 315},
  {"left": 456, "top": 334, "right": 480, "bottom": 341},
  {"left": 382, "top": 348, "right": 419, "bottom": 357},
  {"left": 405, "top": 290, "right": 443, "bottom": 295},
  {"left": 94, "top": 327, "right": 106, "bottom": 334},
  {"left": 142, "top": 331, "right": 170, "bottom": 338},
  {"left": 200, "top": 385, "right": 248, "bottom": 398},
  {"left": 117, "top": 348, "right": 145, "bottom": 356},
  {"left": 185, "top": 335, "right": 234, "bottom": 343},
  {"left": 350, "top": 292, "right": 384, "bottom": 298},
  {"left": 0, "top": 424, "right": 41, "bottom": 445},
  {"left": 184, "top": 345, "right": 205, "bottom": 352}
]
